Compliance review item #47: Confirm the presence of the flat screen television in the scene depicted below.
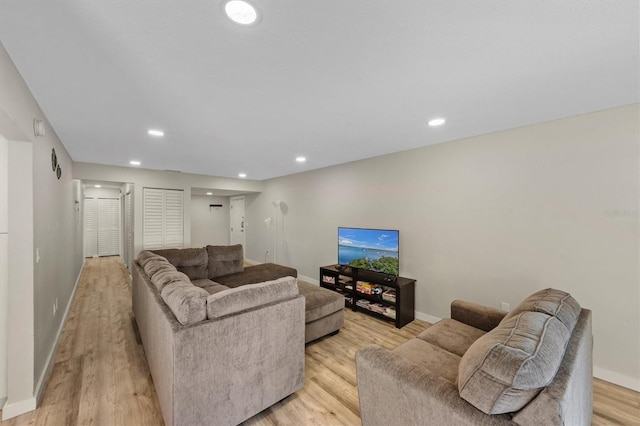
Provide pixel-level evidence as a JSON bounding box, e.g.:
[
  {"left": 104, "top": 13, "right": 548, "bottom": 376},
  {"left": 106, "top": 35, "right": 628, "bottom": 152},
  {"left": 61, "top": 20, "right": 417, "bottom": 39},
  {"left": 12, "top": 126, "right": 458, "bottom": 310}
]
[{"left": 338, "top": 227, "right": 399, "bottom": 276}]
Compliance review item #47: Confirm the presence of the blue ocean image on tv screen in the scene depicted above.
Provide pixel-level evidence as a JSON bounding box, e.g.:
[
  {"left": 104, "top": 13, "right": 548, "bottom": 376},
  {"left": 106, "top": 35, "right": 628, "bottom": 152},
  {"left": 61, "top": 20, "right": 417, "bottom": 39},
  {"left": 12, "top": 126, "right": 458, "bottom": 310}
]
[{"left": 338, "top": 228, "right": 399, "bottom": 275}]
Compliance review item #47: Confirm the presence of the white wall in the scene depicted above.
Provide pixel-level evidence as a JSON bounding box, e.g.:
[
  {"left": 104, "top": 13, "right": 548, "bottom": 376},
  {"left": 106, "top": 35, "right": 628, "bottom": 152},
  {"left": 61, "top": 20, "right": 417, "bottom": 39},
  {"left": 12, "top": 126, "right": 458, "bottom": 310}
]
[
  {"left": 83, "top": 187, "right": 121, "bottom": 199},
  {"left": 0, "top": 136, "right": 7, "bottom": 406},
  {"left": 190, "top": 195, "right": 230, "bottom": 247},
  {"left": 72, "top": 163, "right": 262, "bottom": 257},
  {"left": 5, "top": 141, "right": 34, "bottom": 418},
  {"left": 0, "top": 41, "right": 83, "bottom": 418},
  {"left": 245, "top": 105, "right": 640, "bottom": 391}
]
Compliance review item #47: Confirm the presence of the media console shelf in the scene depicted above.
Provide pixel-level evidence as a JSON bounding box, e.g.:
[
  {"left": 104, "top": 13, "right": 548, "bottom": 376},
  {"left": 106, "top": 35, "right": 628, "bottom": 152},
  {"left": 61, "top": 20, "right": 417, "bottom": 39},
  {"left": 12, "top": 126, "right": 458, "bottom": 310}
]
[{"left": 319, "top": 264, "right": 415, "bottom": 328}]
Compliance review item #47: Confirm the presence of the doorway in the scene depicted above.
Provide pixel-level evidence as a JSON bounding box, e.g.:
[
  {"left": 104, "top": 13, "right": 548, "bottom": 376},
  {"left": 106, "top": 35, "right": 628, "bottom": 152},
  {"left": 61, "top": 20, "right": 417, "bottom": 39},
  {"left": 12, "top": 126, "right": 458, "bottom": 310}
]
[
  {"left": 230, "top": 196, "right": 245, "bottom": 252},
  {"left": 84, "top": 197, "right": 121, "bottom": 257}
]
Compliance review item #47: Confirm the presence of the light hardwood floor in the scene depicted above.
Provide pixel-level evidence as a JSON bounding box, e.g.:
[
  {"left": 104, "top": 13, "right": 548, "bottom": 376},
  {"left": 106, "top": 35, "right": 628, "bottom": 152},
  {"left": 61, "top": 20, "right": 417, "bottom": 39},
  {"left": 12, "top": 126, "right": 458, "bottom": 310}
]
[{"left": 1, "top": 257, "right": 638, "bottom": 425}]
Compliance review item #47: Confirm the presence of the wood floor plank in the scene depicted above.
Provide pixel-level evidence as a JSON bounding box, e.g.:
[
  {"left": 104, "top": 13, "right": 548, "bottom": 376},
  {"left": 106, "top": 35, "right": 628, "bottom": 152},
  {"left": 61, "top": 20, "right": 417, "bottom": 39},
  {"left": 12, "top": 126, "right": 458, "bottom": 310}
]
[{"left": 1, "top": 257, "right": 638, "bottom": 426}]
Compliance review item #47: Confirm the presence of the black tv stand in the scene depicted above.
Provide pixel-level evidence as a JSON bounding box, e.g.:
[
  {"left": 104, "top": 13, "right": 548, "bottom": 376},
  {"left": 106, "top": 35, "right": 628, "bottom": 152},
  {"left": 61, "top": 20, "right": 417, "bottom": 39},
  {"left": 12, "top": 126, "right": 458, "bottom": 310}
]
[{"left": 319, "top": 264, "right": 415, "bottom": 328}]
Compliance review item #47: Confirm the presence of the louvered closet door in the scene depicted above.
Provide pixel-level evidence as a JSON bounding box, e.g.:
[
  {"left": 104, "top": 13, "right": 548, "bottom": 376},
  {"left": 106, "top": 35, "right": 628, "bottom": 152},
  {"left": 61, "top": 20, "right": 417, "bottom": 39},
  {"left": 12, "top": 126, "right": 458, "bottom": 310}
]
[
  {"left": 163, "top": 190, "right": 183, "bottom": 248},
  {"left": 97, "top": 198, "right": 121, "bottom": 256},
  {"left": 84, "top": 198, "right": 98, "bottom": 257},
  {"left": 143, "top": 188, "right": 164, "bottom": 250},
  {"left": 124, "top": 191, "right": 134, "bottom": 270},
  {"left": 143, "top": 188, "right": 183, "bottom": 250}
]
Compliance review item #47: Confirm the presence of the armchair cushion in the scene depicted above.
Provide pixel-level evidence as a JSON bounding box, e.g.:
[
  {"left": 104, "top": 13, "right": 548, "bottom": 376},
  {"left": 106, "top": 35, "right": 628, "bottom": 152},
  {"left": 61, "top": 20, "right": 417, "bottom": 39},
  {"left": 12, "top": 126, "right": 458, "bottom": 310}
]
[
  {"left": 417, "top": 319, "right": 486, "bottom": 357},
  {"left": 458, "top": 311, "right": 571, "bottom": 415},
  {"left": 392, "top": 338, "right": 461, "bottom": 384}
]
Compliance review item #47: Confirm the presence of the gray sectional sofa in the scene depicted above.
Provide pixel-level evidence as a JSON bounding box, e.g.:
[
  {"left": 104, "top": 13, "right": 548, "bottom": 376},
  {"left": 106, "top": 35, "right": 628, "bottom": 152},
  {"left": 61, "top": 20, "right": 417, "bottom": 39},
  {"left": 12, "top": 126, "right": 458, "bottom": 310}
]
[
  {"left": 132, "top": 244, "right": 344, "bottom": 426},
  {"left": 356, "top": 288, "right": 593, "bottom": 426}
]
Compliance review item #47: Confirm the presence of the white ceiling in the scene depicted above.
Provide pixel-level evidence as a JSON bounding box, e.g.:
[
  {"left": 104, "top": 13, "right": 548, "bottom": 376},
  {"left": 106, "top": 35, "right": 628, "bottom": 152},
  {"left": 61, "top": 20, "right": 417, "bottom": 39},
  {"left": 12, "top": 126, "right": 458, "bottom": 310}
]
[{"left": 0, "top": 1, "right": 638, "bottom": 180}]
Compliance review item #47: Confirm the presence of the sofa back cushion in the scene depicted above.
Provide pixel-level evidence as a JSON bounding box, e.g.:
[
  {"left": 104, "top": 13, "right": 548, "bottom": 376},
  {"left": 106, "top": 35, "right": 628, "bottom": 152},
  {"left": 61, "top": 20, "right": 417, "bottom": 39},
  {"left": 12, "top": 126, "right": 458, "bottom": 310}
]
[
  {"left": 501, "top": 288, "right": 581, "bottom": 333},
  {"left": 160, "top": 281, "right": 209, "bottom": 325},
  {"left": 152, "top": 270, "right": 191, "bottom": 292},
  {"left": 206, "top": 276, "right": 298, "bottom": 319},
  {"left": 151, "top": 247, "right": 209, "bottom": 280},
  {"left": 143, "top": 257, "right": 176, "bottom": 279},
  {"left": 137, "top": 250, "right": 165, "bottom": 268},
  {"left": 206, "top": 244, "right": 244, "bottom": 278},
  {"left": 458, "top": 311, "right": 571, "bottom": 415}
]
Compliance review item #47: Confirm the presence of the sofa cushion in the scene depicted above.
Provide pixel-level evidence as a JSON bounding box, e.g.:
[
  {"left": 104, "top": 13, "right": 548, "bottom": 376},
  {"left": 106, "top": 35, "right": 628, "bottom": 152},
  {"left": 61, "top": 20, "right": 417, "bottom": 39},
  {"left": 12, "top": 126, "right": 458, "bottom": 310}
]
[
  {"left": 501, "top": 288, "right": 581, "bottom": 333},
  {"left": 160, "top": 281, "right": 209, "bottom": 325},
  {"left": 151, "top": 247, "right": 209, "bottom": 280},
  {"left": 206, "top": 244, "right": 244, "bottom": 278},
  {"left": 206, "top": 276, "right": 298, "bottom": 319},
  {"left": 152, "top": 270, "right": 191, "bottom": 292},
  {"left": 392, "top": 338, "right": 461, "bottom": 384},
  {"left": 214, "top": 263, "right": 298, "bottom": 288},
  {"left": 417, "top": 318, "right": 486, "bottom": 357},
  {"left": 297, "top": 281, "right": 345, "bottom": 323},
  {"left": 190, "top": 279, "right": 231, "bottom": 296},
  {"left": 143, "top": 258, "right": 176, "bottom": 279},
  {"left": 458, "top": 311, "right": 571, "bottom": 415},
  {"left": 137, "top": 250, "right": 165, "bottom": 268}
]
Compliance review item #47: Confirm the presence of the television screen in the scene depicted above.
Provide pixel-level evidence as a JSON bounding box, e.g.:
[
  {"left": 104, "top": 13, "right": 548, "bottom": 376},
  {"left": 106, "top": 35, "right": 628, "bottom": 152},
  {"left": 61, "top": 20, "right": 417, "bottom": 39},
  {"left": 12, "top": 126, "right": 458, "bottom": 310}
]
[{"left": 338, "top": 227, "right": 399, "bottom": 276}]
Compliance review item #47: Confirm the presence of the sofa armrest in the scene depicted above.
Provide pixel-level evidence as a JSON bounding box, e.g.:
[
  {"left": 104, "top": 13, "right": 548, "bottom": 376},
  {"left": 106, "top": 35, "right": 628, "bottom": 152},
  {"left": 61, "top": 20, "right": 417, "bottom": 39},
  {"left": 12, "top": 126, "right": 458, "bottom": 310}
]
[
  {"left": 450, "top": 300, "right": 506, "bottom": 332},
  {"left": 356, "top": 344, "right": 513, "bottom": 426}
]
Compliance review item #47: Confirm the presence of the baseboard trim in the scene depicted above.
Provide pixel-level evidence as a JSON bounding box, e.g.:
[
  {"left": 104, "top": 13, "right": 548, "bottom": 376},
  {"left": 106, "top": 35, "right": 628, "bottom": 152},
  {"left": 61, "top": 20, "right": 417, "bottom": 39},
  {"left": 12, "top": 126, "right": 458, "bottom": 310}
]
[
  {"left": 594, "top": 366, "right": 640, "bottom": 392},
  {"left": 298, "top": 274, "right": 318, "bottom": 285},
  {"left": 414, "top": 310, "right": 441, "bottom": 325},
  {"left": 1, "top": 396, "right": 36, "bottom": 421},
  {"left": 244, "top": 258, "right": 260, "bottom": 265},
  {"left": 34, "top": 260, "right": 84, "bottom": 406}
]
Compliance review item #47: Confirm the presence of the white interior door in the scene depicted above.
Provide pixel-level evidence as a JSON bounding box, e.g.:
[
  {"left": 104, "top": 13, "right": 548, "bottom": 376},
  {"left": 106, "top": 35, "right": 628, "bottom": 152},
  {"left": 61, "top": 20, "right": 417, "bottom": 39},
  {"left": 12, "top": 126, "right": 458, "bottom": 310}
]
[
  {"left": 85, "top": 197, "right": 120, "bottom": 257},
  {"left": 230, "top": 196, "right": 245, "bottom": 251},
  {"left": 97, "top": 198, "right": 120, "bottom": 256},
  {"left": 83, "top": 198, "right": 97, "bottom": 257}
]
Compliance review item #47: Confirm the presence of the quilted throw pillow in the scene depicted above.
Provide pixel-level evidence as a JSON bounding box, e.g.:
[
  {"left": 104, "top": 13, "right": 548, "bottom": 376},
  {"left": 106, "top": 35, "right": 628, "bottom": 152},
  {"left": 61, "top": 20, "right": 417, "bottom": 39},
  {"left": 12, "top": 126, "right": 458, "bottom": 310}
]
[{"left": 458, "top": 311, "right": 571, "bottom": 415}]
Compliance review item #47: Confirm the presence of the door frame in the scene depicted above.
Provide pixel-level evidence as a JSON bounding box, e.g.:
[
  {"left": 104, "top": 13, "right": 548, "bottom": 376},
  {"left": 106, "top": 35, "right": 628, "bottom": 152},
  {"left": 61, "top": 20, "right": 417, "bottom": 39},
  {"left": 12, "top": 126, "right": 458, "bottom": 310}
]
[{"left": 229, "top": 196, "right": 246, "bottom": 253}]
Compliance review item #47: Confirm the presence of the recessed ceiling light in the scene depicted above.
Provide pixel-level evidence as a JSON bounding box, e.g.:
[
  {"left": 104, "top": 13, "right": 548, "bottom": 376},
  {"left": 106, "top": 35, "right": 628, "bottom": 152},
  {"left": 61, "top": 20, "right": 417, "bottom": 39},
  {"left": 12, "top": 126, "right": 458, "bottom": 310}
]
[
  {"left": 129, "top": 160, "right": 141, "bottom": 166},
  {"left": 148, "top": 129, "right": 164, "bottom": 137},
  {"left": 225, "top": 1, "right": 258, "bottom": 25},
  {"left": 94, "top": 185, "right": 101, "bottom": 188},
  {"left": 428, "top": 118, "right": 446, "bottom": 127},
  {"left": 295, "top": 156, "right": 306, "bottom": 163},
  {"left": 206, "top": 192, "right": 213, "bottom": 195},
  {"left": 238, "top": 173, "right": 247, "bottom": 178}
]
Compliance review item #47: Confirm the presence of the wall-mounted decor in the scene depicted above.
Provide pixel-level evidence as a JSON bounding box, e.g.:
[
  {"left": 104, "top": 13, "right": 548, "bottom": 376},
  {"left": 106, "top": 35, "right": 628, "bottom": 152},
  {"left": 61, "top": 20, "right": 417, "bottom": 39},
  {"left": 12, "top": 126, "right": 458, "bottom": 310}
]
[
  {"left": 51, "top": 148, "right": 62, "bottom": 179},
  {"left": 51, "top": 148, "right": 57, "bottom": 171}
]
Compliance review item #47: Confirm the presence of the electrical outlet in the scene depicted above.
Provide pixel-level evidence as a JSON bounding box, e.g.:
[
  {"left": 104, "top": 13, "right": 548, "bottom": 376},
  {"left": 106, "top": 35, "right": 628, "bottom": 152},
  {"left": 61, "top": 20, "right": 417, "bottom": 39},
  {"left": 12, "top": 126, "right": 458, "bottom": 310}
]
[{"left": 500, "top": 302, "right": 510, "bottom": 312}]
